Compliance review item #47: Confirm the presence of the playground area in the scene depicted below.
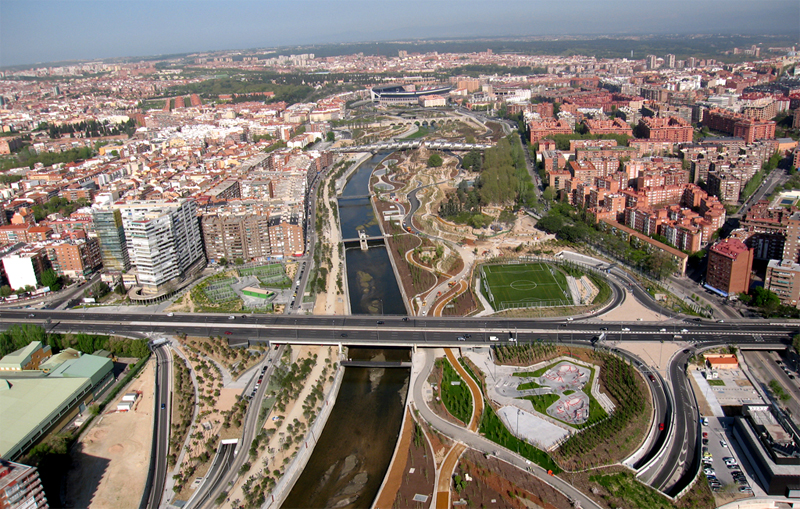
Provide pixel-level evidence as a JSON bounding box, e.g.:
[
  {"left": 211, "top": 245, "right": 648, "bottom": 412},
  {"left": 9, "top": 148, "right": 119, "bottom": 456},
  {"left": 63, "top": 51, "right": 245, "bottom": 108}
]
[{"left": 480, "top": 262, "right": 573, "bottom": 311}]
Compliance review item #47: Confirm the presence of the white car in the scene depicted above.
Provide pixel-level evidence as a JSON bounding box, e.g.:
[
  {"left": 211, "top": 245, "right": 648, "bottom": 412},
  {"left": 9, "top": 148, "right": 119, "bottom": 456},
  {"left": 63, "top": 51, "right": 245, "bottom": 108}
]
[
  {"left": 659, "top": 328, "right": 667, "bottom": 332},
  {"left": 680, "top": 328, "right": 688, "bottom": 333},
  {"left": 720, "top": 440, "right": 728, "bottom": 448},
  {"left": 622, "top": 327, "right": 630, "bottom": 331}
]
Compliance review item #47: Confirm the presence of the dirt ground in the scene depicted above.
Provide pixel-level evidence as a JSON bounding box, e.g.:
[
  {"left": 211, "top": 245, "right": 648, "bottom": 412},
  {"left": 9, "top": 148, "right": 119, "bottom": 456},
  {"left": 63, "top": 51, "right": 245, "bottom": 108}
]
[
  {"left": 373, "top": 408, "right": 436, "bottom": 509},
  {"left": 65, "top": 358, "right": 155, "bottom": 509},
  {"left": 598, "top": 289, "right": 669, "bottom": 322},
  {"left": 454, "top": 449, "right": 573, "bottom": 509},
  {"left": 616, "top": 340, "right": 685, "bottom": 375}
]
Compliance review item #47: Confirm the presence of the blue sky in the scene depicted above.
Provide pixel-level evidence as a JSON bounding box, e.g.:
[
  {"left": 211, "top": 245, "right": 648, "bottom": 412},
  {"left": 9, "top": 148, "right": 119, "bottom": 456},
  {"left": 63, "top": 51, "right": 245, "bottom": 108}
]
[{"left": 1, "top": 0, "right": 798, "bottom": 67}]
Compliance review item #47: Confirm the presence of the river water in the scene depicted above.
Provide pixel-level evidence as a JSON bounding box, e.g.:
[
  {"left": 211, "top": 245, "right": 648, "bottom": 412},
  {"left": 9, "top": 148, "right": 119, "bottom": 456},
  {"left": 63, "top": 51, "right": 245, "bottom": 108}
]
[
  {"left": 281, "top": 349, "right": 409, "bottom": 509},
  {"left": 280, "top": 154, "right": 410, "bottom": 508}
]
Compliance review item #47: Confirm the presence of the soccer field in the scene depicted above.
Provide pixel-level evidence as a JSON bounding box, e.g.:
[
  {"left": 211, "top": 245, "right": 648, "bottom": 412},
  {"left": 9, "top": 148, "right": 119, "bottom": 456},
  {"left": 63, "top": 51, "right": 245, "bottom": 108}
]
[{"left": 481, "top": 262, "right": 572, "bottom": 309}]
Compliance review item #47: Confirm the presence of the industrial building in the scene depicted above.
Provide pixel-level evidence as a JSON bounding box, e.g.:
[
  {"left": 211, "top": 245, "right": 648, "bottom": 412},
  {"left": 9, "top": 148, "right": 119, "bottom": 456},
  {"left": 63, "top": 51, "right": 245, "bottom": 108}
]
[{"left": 0, "top": 353, "right": 114, "bottom": 460}]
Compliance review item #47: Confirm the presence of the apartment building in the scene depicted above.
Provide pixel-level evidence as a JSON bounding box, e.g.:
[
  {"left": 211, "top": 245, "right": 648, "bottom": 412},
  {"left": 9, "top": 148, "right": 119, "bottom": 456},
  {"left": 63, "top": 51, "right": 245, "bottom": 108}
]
[
  {"left": 638, "top": 116, "right": 693, "bottom": 143},
  {"left": 201, "top": 213, "right": 271, "bottom": 263},
  {"left": 116, "top": 199, "right": 204, "bottom": 294},
  {"left": 706, "top": 238, "right": 753, "bottom": 296},
  {"left": 702, "top": 108, "right": 776, "bottom": 143},
  {"left": 0, "top": 460, "right": 48, "bottom": 509},
  {"left": 765, "top": 259, "right": 800, "bottom": 307},
  {"left": 1, "top": 246, "right": 47, "bottom": 290},
  {"left": 43, "top": 238, "right": 102, "bottom": 279}
]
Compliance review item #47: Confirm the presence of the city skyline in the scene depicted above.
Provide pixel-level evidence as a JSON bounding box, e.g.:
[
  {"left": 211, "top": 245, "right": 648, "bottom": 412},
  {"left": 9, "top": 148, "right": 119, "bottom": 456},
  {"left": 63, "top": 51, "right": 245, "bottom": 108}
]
[{"left": 1, "top": 0, "right": 799, "bottom": 67}]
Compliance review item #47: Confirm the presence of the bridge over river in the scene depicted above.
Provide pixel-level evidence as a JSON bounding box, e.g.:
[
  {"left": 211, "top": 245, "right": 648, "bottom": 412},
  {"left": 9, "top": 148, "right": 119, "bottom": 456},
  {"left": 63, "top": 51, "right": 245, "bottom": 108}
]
[{"left": 331, "top": 140, "right": 493, "bottom": 153}]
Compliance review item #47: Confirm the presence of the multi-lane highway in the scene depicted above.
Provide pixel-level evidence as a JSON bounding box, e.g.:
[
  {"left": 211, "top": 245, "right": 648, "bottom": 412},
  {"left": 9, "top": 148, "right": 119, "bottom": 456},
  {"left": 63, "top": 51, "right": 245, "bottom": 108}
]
[
  {"left": 5, "top": 309, "right": 795, "bottom": 347},
  {"left": 3, "top": 308, "right": 794, "bottom": 505},
  {"left": 139, "top": 342, "right": 172, "bottom": 509}
]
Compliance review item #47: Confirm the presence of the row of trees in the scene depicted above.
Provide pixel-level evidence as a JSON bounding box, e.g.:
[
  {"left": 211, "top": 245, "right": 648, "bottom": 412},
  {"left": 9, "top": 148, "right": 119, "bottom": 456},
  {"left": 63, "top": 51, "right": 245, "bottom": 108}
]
[
  {"left": 0, "top": 324, "right": 149, "bottom": 359},
  {"left": 438, "top": 136, "right": 536, "bottom": 227},
  {"left": 536, "top": 202, "right": 679, "bottom": 280}
]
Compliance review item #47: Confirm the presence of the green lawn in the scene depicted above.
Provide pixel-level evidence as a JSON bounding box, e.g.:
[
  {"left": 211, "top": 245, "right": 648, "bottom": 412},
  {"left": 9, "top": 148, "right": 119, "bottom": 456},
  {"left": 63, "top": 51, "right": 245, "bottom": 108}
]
[
  {"left": 481, "top": 262, "right": 572, "bottom": 309},
  {"left": 517, "top": 381, "right": 543, "bottom": 391},
  {"left": 707, "top": 379, "right": 725, "bottom": 386},
  {"left": 589, "top": 472, "right": 674, "bottom": 509},
  {"left": 440, "top": 358, "right": 473, "bottom": 425},
  {"left": 520, "top": 393, "right": 560, "bottom": 413}
]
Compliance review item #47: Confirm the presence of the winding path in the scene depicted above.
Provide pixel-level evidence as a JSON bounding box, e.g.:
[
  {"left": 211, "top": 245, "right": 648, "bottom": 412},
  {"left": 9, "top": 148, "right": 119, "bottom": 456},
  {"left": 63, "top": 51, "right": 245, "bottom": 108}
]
[{"left": 413, "top": 349, "right": 602, "bottom": 509}]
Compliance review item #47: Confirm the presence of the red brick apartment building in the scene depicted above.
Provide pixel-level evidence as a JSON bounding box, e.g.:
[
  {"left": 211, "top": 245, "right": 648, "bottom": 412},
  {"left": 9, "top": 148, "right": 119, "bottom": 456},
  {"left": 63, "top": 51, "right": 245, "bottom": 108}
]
[
  {"left": 584, "top": 118, "right": 633, "bottom": 137},
  {"left": 706, "top": 238, "right": 753, "bottom": 296},
  {"left": 529, "top": 119, "right": 572, "bottom": 144},
  {"left": 702, "top": 108, "right": 776, "bottom": 144},
  {"left": 638, "top": 116, "right": 693, "bottom": 143}
]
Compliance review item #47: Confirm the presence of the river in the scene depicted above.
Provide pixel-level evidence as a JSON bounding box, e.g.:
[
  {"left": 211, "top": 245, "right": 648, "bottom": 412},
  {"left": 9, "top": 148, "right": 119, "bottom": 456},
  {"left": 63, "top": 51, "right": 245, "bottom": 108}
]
[{"left": 280, "top": 153, "right": 410, "bottom": 508}]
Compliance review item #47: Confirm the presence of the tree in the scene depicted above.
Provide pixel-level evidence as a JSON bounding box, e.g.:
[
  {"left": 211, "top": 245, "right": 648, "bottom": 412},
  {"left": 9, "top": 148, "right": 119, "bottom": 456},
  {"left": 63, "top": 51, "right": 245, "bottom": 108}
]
[
  {"left": 428, "top": 154, "right": 443, "bottom": 167},
  {"left": 542, "top": 187, "right": 556, "bottom": 202},
  {"left": 40, "top": 269, "right": 61, "bottom": 291},
  {"left": 793, "top": 334, "right": 800, "bottom": 355},
  {"left": 326, "top": 131, "right": 335, "bottom": 142},
  {"left": 752, "top": 287, "right": 780, "bottom": 312},
  {"left": 0, "top": 285, "right": 11, "bottom": 297}
]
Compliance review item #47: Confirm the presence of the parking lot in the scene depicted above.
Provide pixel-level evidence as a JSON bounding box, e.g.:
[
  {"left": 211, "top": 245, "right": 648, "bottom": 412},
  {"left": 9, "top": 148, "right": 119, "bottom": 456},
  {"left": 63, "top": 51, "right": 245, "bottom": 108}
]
[
  {"left": 701, "top": 416, "right": 765, "bottom": 499},
  {"left": 692, "top": 367, "right": 764, "bottom": 416}
]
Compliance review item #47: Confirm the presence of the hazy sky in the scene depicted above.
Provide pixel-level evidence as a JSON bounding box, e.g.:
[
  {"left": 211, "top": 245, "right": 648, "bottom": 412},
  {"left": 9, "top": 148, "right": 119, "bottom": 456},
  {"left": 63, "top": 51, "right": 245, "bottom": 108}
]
[{"left": 1, "top": 0, "right": 798, "bottom": 67}]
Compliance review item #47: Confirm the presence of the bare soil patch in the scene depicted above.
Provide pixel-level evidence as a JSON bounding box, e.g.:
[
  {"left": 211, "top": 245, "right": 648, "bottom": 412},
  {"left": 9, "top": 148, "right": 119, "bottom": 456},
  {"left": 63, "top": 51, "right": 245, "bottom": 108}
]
[
  {"left": 64, "top": 358, "right": 155, "bottom": 509},
  {"left": 453, "top": 449, "right": 573, "bottom": 509}
]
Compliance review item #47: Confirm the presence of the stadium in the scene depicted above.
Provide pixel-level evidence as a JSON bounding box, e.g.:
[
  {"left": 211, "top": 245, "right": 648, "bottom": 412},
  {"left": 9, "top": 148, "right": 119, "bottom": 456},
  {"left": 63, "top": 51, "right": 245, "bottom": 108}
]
[{"left": 370, "top": 84, "right": 453, "bottom": 105}]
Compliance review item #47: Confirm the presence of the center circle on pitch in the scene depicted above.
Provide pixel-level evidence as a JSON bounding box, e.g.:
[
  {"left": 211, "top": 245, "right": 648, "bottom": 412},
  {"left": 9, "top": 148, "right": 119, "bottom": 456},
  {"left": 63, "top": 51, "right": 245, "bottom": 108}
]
[{"left": 510, "top": 280, "right": 538, "bottom": 291}]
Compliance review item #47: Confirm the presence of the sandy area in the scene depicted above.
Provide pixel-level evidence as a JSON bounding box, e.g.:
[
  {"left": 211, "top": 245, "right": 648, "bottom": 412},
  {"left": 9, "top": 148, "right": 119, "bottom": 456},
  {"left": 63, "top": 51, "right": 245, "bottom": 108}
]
[
  {"left": 222, "top": 345, "right": 338, "bottom": 509},
  {"left": 597, "top": 289, "right": 669, "bottom": 322},
  {"left": 615, "top": 341, "right": 686, "bottom": 376},
  {"left": 65, "top": 358, "right": 156, "bottom": 509},
  {"left": 314, "top": 177, "right": 347, "bottom": 316}
]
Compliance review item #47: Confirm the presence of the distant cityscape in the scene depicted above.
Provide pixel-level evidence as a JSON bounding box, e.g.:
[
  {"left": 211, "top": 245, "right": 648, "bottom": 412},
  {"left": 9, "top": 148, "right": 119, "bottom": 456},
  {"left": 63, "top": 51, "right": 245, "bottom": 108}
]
[{"left": 0, "top": 34, "right": 799, "bottom": 509}]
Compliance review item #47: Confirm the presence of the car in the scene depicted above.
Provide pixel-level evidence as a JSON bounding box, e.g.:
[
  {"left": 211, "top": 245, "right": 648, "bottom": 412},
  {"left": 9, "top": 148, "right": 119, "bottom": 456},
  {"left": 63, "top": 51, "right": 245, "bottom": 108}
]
[
  {"left": 790, "top": 374, "right": 796, "bottom": 379},
  {"left": 340, "top": 333, "right": 348, "bottom": 337},
  {"left": 703, "top": 432, "right": 708, "bottom": 438},
  {"left": 599, "top": 327, "right": 608, "bottom": 331},
  {"left": 161, "top": 403, "right": 166, "bottom": 410},
  {"left": 457, "top": 336, "right": 466, "bottom": 341},
  {"left": 648, "top": 374, "right": 656, "bottom": 382},
  {"left": 402, "top": 317, "right": 409, "bottom": 322},
  {"left": 680, "top": 328, "right": 688, "bottom": 333},
  {"left": 27, "top": 313, "right": 35, "bottom": 318},
  {"left": 702, "top": 439, "right": 709, "bottom": 445},
  {"left": 464, "top": 334, "right": 471, "bottom": 338},
  {"left": 716, "top": 319, "right": 724, "bottom": 323},
  {"left": 224, "top": 331, "right": 232, "bottom": 335},
  {"left": 167, "top": 312, "right": 174, "bottom": 317},
  {"left": 376, "top": 320, "right": 384, "bottom": 325},
  {"left": 229, "top": 315, "right": 235, "bottom": 320},
  {"left": 659, "top": 328, "right": 667, "bottom": 332},
  {"left": 720, "top": 440, "right": 728, "bottom": 447},
  {"left": 775, "top": 359, "right": 782, "bottom": 364},
  {"left": 659, "top": 422, "right": 665, "bottom": 431},
  {"left": 109, "top": 330, "right": 115, "bottom": 334},
  {"left": 566, "top": 317, "right": 573, "bottom": 321}
]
